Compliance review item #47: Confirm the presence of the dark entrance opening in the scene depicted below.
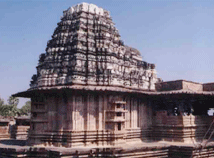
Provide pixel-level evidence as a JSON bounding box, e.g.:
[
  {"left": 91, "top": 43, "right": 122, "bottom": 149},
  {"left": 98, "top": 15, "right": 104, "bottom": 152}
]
[
  {"left": 116, "top": 112, "right": 122, "bottom": 116},
  {"left": 118, "top": 123, "right": 121, "bottom": 130}
]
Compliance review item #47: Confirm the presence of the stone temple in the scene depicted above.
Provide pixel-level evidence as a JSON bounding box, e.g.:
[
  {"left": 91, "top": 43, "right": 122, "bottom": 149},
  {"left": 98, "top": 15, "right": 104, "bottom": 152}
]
[{"left": 14, "top": 2, "right": 214, "bottom": 149}]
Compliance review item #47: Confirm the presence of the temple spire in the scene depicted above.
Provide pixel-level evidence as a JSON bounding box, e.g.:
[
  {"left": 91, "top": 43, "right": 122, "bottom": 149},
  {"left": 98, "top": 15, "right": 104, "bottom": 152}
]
[{"left": 30, "top": 3, "right": 157, "bottom": 91}]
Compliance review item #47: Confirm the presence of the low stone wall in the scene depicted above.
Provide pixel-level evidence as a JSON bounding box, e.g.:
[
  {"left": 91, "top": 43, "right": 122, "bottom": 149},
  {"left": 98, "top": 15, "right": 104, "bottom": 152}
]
[
  {"left": 0, "top": 146, "right": 169, "bottom": 158},
  {"left": 203, "top": 82, "right": 214, "bottom": 91},
  {"left": 1, "top": 144, "right": 214, "bottom": 158},
  {"left": 169, "top": 145, "right": 214, "bottom": 158},
  {"left": 0, "top": 126, "right": 10, "bottom": 139},
  {"left": 11, "top": 125, "right": 30, "bottom": 140},
  {"left": 150, "top": 114, "right": 214, "bottom": 143},
  {"left": 156, "top": 80, "right": 203, "bottom": 92}
]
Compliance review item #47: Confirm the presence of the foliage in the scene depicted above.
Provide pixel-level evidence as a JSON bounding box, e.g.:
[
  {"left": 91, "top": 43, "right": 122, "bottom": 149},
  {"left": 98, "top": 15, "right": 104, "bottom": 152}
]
[
  {"left": 0, "top": 97, "right": 4, "bottom": 106},
  {"left": 0, "top": 104, "right": 19, "bottom": 117},
  {"left": 20, "top": 101, "right": 31, "bottom": 116},
  {"left": 0, "top": 95, "right": 31, "bottom": 117},
  {"left": 8, "top": 96, "right": 19, "bottom": 106},
  {"left": 0, "top": 95, "right": 19, "bottom": 117}
]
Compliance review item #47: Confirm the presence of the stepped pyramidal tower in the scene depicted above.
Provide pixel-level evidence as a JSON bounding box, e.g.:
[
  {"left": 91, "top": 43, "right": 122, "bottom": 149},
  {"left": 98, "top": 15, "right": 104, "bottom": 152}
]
[{"left": 30, "top": 2, "right": 157, "bottom": 91}]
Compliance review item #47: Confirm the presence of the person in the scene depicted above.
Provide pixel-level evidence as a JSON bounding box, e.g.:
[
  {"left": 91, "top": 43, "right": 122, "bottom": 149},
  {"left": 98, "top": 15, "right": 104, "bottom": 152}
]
[
  {"left": 88, "top": 150, "right": 94, "bottom": 158},
  {"left": 73, "top": 150, "right": 79, "bottom": 158}
]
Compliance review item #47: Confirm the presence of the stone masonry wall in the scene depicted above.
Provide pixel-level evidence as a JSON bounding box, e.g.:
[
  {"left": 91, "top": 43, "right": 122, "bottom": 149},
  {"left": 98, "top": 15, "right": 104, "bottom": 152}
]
[
  {"left": 28, "top": 91, "right": 152, "bottom": 147},
  {"left": 182, "top": 80, "right": 203, "bottom": 91},
  {"left": 203, "top": 82, "right": 214, "bottom": 91},
  {"left": 156, "top": 80, "right": 183, "bottom": 91},
  {"left": 156, "top": 80, "right": 203, "bottom": 92}
]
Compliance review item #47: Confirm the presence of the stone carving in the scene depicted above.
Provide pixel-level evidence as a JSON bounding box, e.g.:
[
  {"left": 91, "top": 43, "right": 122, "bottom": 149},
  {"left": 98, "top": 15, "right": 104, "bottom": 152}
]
[{"left": 30, "top": 3, "right": 157, "bottom": 91}]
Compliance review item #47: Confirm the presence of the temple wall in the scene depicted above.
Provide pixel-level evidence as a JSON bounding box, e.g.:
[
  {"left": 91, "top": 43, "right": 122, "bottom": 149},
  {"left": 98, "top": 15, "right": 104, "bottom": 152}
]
[
  {"left": 74, "top": 95, "right": 84, "bottom": 131},
  {"left": 203, "top": 82, "right": 214, "bottom": 91},
  {"left": 29, "top": 92, "right": 154, "bottom": 146},
  {"left": 62, "top": 97, "right": 68, "bottom": 131},
  {"left": 103, "top": 95, "right": 108, "bottom": 130},
  {"left": 156, "top": 80, "right": 183, "bottom": 91},
  {"left": 130, "top": 98, "right": 134, "bottom": 128},
  {"left": 87, "top": 94, "right": 96, "bottom": 130},
  {"left": 57, "top": 98, "right": 66, "bottom": 131},
  {"left": 182, "top": 81, "right": 202, "bottom": 91},
  {"left": 66, "top": 96, "right": 73, "bottom": 130},
  {"left": 71, "top": 96, "right": 77, "bottom": 130},
  {"left": 150, "top": 111, "right": 214, "bottom": 142},
  {"left": 47, "top": 97, "right": 57, "bottom": 131},
  {"left": 139, "top": 104, "right": 153, "bottom": 129},
  {"left": 154, "top": 112, "right": 213, "bottom": 127},
  {"left": 156, "top": 80, "right": 203, "bottom": 92},
  {"left": 30, "top": 98, "right": 48, "bottom": 140},
  {"left": 131, "top": 98, "right": 138, "bottom": 129},
  {"left": 45, "top": 93, "right": 104, "bottom": 132},
  {"left": 125, "top": 97, "right": 131, "bottom": 128},
  {"left": 98, "top": 95, "right": 103, "bottom": 130}
]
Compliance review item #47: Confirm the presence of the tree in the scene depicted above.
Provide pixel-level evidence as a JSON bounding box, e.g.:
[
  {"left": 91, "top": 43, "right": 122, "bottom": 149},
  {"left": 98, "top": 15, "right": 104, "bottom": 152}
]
[
  {"left": 0, "top": 96, "right": 5, "bottom": 116},
  {"left": 0, "top": 96, "right": 20, "bottom": 117},
  {"left": 0, "top": 104, "right": 19, "bottom": 117},
  {"left": 8, "top": 96, "right": 19, "bottom": 106},
  {"left": 0, "top": 97, "right": 4, "bottom": 106},
  {"left": 20, "top": 101, "right": 31, "bottom": 115},
  {"left": 0, "top": 96, "right": 31, "bottom": 117}
]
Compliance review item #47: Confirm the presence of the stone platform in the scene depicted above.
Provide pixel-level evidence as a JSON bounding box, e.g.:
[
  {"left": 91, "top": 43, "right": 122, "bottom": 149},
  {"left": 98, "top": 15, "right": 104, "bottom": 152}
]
[{"left": 1, "top": 139, "right": 214, "bottom": 157}]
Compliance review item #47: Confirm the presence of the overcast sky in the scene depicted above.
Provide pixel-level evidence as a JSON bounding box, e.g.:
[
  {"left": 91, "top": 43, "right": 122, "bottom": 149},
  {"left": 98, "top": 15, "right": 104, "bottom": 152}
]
[{"left": 1, "top": 0, "right": 214, "bottom": 108}]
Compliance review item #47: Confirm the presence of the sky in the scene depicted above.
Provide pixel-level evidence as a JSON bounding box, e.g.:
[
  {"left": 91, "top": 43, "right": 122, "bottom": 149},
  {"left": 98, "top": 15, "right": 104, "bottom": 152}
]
[{"left": 1, "top": 0, "right": 214, "bottom": 108}]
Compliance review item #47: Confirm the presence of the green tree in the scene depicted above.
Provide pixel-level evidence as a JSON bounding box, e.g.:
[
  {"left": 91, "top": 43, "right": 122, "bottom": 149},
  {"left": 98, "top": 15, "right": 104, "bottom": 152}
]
[
  {"left": 0, "top": 96, "right": 20, "bottom": 117},
  {"left": 0, "top": 96, "right": 4, "bottom": 116},
  {"left": 8, "top": 96, "right": 19, "bottom": 106},
  {"left": 0, "top": 104, "right": 20, "bottom": 117},
  {"left": 0, "top": 97, "right": 4, "bottom": 106},
  {"left": 20, "top": 101, "right": 31, "bottom": 115}
]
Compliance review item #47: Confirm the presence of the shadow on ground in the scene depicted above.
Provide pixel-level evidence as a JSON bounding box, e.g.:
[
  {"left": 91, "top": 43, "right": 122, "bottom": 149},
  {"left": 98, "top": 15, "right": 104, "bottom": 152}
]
[{"left": 0, "top": 139, "right": 27, "bottom": 146}]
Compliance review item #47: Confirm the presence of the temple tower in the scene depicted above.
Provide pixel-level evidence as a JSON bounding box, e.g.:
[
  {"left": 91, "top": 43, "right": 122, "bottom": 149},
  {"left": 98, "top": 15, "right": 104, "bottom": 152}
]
[{"left": 30, "top": 2, "right": 157, "bottom": 91}]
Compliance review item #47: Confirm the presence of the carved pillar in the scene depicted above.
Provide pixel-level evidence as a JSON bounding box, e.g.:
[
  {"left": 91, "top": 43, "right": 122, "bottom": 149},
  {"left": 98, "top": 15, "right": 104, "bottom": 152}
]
[
  {"left": 130, "top": 97, "right": 133, "bottom": 128},
  {"left": 103, "top": 94, "right": 108, "bottom": 129},
  {"left": 87, "top": 93, "right": 96, "bottom": 130},
  {"left": 97, "top": 94, "right": 103, "bottom": 130},
  {"left": 72, "top": 95, "right": 76, "bottom": 131},
  {"left": 84, "top": 93, "right": 88, "bottom": 130},
  {"left": 125, "top": 96, "right": 131, "bottom": 128},
  {"left": 67, "top": 95, "right": 73, "bottom": 131},
  {"left": 47, "top": 97, "right": 55, "bottom": 131}
]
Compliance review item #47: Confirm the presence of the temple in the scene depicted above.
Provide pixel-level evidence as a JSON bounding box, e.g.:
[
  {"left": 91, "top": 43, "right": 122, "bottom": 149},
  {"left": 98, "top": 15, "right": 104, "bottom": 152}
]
[{"left": 14, "top": 3, "right": 214, "bottom": 148}]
